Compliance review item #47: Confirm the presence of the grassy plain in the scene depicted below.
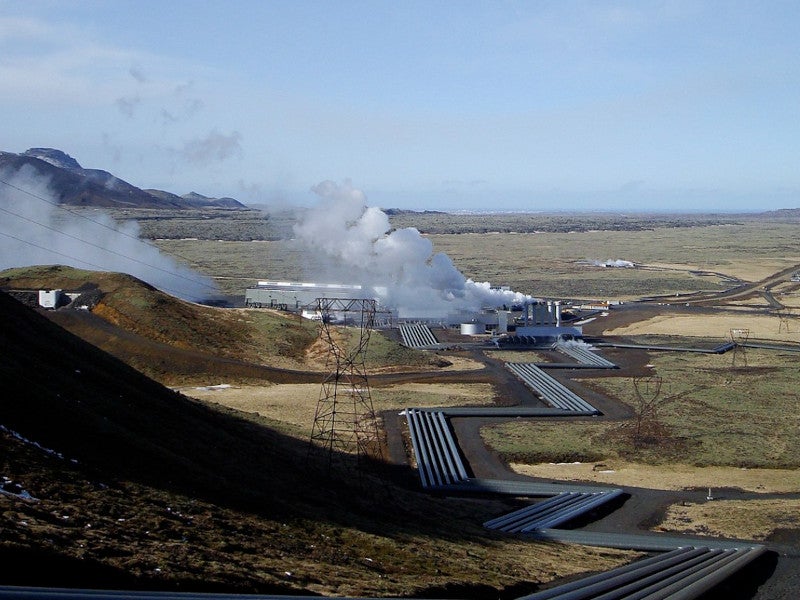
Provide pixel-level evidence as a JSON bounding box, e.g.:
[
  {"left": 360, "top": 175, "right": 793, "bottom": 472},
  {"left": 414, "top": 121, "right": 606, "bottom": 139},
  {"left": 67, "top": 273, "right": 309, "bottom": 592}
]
[
  {"left": 142, "top": 211, "right": 800, "bottom": 301},
  {"left": 184, "top": 382, "right": 495, "bottom": 439},
  {"left": 426, "top": 222, "right": 800, "bottom": 300},
  {"left": 510, "top": 462, "right": 800, "bottom": 494},
  {"left": 655, "top": 499, "right": 800, "bottom": 541},
  {"left": 603, "top": 310, "right": 800, "bottom": 342},
  {"left": 482, "top": 349, "right": 800, "bottom": 472}
]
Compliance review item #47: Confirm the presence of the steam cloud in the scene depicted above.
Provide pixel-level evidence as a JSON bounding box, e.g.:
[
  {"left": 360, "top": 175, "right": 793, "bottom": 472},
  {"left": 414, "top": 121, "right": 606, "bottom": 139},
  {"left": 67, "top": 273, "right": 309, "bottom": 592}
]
[
  {"left": 294, "top": 180, "right": 533, "bottom": 318},
  {"left": 586, "top": 259, "right": 635, "bottom": 268},
  {"left": 0, "top": 166, "right": 216, "bottom": 301}
]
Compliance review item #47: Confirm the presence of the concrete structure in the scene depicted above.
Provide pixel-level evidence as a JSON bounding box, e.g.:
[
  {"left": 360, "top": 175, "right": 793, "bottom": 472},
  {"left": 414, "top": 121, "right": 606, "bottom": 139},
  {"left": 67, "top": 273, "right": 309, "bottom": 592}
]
[
  {"left": 497, "top": 310, "right": 509, "bottom": 333},
  {"left": 513, "top": 325, "right": 582, "bottom": 343},
  {"left": 244, "top": 283, "right": 576, "bottom": 344},
  {"left": 520, "top": 300, "right": 562, "bottom": 327}
]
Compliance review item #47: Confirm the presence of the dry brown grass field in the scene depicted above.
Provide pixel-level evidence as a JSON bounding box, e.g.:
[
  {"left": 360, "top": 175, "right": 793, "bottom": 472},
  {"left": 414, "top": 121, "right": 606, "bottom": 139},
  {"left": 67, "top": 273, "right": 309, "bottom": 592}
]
[
  {"left": 426, "top": 223, "right": 800, "bottom": 300},
  {"left": 181, "top": 381, "right": 495, "bottom": 439},
  {"left": 655, "top": 499, "right": 800, "bottom": 541}
]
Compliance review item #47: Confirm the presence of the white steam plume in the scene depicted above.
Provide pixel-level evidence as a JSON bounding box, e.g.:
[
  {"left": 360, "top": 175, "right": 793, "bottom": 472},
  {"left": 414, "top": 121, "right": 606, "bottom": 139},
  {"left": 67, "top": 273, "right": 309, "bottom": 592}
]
[
  {"left": 0, "top": 165, "right": 216, "bottom": 301},
  {"left": 294, "top": 180, "right": 533, "bottom": 318}
]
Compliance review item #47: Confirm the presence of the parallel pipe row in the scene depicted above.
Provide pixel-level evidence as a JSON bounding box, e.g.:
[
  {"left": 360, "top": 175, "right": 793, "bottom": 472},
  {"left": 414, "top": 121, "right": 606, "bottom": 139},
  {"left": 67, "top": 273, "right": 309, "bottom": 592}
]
[
  {"left": 506, "top": 363, "right": 599, "bottom": 413},
  {"left": 484, "top": 490, "right": 624, "bottom": 533},
  {"left": 1, "top": 545, "right": 762, "bottom": 600},
  {"left": 402, "top": 348, "right": 767, "bottom": 599},
  {"left": 402, "top": 403, "right": 767, "bottom": 598},
  {"left": 517, "top": 545, "right": 766, "bottom": 600},
  {"left": 553, "top": 344, "right": 617, "bottom": 368},
  {"left": 399, "top": 324, "right": 438, "bottom": 348},
  {"left": 404, "top": 408, "right": 468, "bottom": 489}
]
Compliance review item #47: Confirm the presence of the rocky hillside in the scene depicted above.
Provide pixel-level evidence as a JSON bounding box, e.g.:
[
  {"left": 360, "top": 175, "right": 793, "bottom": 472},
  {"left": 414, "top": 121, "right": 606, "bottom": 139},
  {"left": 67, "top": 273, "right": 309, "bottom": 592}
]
[
  {"left": 0, "top": 148, "right": 246, "bottom": 209},
  {"left": 0, "top": 285, "right": 600, "bottom": 597},
  {"left": 0, "top": 288, "right": 407, "bottom": 593}
]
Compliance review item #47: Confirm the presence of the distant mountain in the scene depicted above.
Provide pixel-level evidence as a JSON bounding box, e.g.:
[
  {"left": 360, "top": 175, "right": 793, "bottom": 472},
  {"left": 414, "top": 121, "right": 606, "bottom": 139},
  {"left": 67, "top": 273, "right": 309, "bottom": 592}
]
[
  {"left": 0, "top": 148, "right": 246, "bottom": 210},
  {"left": 760, "top": 207, "right": 800, "bottom": 218},
  {"left": 181, "top": 191, "right": 246, "bottom": 209},
  {"left": 384, "top": 208, "right": 446, "bottom": 216},
  {"left": 22, "top": 147, "right": 82, "bottom": 170}
]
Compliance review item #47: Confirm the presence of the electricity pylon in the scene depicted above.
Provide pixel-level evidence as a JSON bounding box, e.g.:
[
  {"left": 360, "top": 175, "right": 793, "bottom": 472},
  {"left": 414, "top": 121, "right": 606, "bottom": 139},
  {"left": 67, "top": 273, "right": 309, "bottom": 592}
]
[{"left": 309, "top": 298, "right": 383, "bottom": 471}]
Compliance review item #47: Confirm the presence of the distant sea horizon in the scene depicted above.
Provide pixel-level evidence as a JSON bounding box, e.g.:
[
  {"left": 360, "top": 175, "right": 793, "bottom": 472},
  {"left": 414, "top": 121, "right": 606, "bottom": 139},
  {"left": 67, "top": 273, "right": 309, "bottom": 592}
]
[
  {"left": 420, "top": 206, "right": 780, "bottom": 216},
  {"left": 248, "top": 202, "right": 796, "bottom": 216}
]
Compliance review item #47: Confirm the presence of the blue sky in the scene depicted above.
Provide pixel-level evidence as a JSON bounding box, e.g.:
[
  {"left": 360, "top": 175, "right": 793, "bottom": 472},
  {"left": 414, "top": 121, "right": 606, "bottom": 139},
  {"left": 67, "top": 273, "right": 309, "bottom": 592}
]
[{"left": 2, "top": 1, "right": 799, "bottom": 212}]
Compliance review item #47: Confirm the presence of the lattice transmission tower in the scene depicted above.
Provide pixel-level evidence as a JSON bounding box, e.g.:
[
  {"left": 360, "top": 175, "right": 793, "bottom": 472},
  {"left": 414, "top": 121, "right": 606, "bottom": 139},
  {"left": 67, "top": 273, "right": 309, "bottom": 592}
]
[
  {"left": 729, "top": 327, "right": 750, "bottom": 370},
  {"left": 777, "top": 307, "right": 793, "bottom": 333},
  {"left": 309, "top": 298, "right": 383, "bottom": 471}
]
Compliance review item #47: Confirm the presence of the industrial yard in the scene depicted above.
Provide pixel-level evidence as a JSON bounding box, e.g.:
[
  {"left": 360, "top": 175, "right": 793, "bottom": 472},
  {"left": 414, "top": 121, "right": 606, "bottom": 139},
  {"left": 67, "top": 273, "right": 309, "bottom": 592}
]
[{"left": 3, "top": 209, "right": 800, "bottom": 598}]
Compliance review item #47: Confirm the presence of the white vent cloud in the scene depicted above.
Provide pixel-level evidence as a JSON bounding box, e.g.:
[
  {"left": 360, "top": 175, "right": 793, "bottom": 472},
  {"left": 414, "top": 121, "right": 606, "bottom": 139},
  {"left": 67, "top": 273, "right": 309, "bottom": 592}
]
[
  {"left": 0, "top": 165, "right": 216, "bottom": 301},
  {"left": 294, "top": 179, "right": 534, "bottom": 318}
]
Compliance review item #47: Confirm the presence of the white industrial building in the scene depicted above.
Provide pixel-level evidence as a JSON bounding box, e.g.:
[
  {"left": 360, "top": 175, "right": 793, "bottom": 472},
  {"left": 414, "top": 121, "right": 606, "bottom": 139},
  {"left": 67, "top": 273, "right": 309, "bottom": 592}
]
[
  {"left": 245, "top": 281, "right": 582, "bottom": 343},
  {"left": 38, "top": 289, "right": 63, "bottom": 309}
]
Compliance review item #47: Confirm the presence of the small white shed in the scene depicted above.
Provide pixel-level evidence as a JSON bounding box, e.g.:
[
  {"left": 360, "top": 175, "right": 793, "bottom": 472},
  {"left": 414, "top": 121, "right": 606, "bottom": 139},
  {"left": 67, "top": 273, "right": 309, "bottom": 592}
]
[{"left": 38, "top": 289, "right": 63, "bottom": 309}]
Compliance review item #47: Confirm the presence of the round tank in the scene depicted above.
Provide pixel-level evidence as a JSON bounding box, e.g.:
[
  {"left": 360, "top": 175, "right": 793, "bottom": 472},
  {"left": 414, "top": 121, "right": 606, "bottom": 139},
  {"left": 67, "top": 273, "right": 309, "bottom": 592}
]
[{"left": 460, "top": 323, "right": 482, "bottom": 336}]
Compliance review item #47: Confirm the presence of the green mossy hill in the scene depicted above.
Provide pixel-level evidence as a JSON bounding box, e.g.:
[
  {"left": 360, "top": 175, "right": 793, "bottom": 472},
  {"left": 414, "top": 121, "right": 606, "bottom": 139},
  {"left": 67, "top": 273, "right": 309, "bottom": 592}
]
[
  {"left": 0, "top": 265, "right": 318, "bottom": 364},
  {"left": 0, "top": 265, "right": 435, "bottom": 377}
]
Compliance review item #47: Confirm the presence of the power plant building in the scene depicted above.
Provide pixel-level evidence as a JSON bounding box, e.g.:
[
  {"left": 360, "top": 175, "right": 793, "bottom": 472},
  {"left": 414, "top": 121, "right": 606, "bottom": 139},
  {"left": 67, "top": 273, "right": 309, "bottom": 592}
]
[
  {"left": 246, "top": 281, "right": 582, "bottom": 342},
  {"left": 245, "top": 281, "right": 374, "bottom": 310},
  {"left": 513, "top": 300, "right": 582, "bottom": 342}
]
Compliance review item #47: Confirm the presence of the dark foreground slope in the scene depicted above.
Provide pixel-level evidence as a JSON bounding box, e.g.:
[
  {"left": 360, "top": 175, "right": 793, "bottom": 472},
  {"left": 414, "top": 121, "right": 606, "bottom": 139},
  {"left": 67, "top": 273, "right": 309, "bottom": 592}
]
[
  {"left": 0, "top": 289, "right": 314, "bottom": 505},
  {"left": 0, "top": 291, "right": 624, "bottom": 596}
]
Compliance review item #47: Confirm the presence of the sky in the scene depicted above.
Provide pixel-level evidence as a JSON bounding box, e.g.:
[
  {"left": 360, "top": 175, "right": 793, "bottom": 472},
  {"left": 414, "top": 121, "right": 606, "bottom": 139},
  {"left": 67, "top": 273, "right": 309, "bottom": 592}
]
[{"left": 2, "top": 1, "right": 799, "bottom": 213}]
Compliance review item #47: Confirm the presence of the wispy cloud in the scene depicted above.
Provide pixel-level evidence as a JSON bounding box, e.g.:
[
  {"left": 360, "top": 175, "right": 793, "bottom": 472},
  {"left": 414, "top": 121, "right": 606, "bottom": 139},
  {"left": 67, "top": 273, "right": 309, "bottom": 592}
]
[
  {"left": 0, "top": 15, "right": 210, "bottom": 110},
  {"left": 181, "top": 130, "right": 242, "bottom": 166},
  {"left": 115, "top": 95, "right": 141, "bottom": 118},
  {"left": 129, "top": 65, "right": 147, "bottom": 83}
]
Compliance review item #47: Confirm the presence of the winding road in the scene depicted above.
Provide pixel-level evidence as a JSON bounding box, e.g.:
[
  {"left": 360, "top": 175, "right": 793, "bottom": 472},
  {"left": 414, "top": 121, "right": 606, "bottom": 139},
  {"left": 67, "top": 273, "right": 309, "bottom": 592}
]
[{"left": 382, "top": 324, "right": 799, "bottom": 598}]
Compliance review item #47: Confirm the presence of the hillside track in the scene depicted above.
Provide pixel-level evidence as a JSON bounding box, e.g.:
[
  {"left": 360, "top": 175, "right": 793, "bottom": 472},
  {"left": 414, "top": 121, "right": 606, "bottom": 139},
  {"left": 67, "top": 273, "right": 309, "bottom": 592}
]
[
  {"left": 47, "top": 309, "right": 324, "bottom": 384},
  {"left": 46, "top": 309, "right": 505, "bottom": 388},
  {"left": 647, "top": 262, "right": 800, "bottom": 307}
]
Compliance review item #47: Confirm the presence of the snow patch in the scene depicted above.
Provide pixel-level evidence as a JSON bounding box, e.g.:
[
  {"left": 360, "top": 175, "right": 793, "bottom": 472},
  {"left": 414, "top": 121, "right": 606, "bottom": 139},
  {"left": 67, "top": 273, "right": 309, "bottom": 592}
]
[
  {"left": 0, "top": 424, "right": 75, "bottom": 463},
  {"left": 194, "top": 384, "right": 232, "bottom": 391},
  {"left": 1, "top": 476, "right": 38, "bottom": 502}
]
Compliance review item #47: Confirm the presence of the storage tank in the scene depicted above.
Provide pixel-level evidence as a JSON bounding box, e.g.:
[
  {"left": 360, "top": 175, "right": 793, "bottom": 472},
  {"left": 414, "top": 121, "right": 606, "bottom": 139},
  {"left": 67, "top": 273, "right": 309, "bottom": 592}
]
[{"left": 460, "top": 323, "right": 482, "bottom": 336}]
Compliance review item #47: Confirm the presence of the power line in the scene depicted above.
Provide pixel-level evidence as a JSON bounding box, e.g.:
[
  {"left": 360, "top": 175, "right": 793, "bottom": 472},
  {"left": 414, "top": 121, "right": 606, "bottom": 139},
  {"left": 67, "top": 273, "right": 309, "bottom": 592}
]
[
  {"left": 0, "top": 230, "right": 110, "bottom": 272},
  {"left": 0, "top": 177, "right": 218, "bottom": 296},
  {"left": 0, "top": 203, "right": 208, "bottom": 288},
  {"left": 0, "top": 203, "right": 212, "bottom": 293},
  {"left": 0, "top": 229, "right": 204, "bottom": 300},
  {"left": 1, "top": 177, "right": 158, "bottom": 246}
]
